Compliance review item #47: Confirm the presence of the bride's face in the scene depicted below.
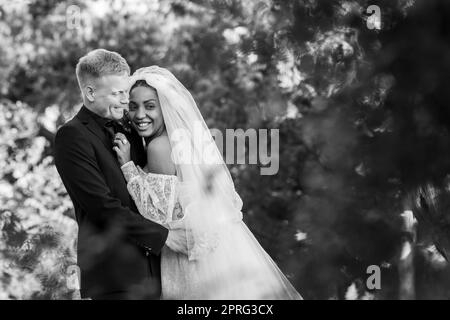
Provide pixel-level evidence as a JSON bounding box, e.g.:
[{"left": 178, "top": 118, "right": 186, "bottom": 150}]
[{"left": 128, "top": 85, "right": 165, "bottom": 138}]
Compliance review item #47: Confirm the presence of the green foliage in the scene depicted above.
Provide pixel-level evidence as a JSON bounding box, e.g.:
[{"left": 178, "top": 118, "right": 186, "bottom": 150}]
[{"left": 0, "top": 99, "right": 77, "bottom": 299}]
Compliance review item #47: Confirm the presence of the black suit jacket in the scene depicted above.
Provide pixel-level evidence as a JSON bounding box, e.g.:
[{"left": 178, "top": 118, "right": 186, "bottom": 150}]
[{"left": 54, "top": 106, "right": 168, "bottom": 299}]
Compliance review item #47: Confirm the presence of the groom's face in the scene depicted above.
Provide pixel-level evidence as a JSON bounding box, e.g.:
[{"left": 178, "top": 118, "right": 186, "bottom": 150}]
[{"left": 92, "top": 72, "right": 130, "bottom": 120}]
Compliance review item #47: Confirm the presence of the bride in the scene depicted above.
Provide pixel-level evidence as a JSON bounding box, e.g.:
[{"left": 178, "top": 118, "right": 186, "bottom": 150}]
[{"left": 113, "top": 66, "right": 302, "bottom": 300}]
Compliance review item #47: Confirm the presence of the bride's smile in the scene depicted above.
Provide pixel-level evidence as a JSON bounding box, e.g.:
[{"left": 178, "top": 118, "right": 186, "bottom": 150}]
[
  {"left": 135, "top": 120, "right": 152, "bottom": 129},
  {"left": 128, "top": 83, "right": 165, "bottom": 139}
]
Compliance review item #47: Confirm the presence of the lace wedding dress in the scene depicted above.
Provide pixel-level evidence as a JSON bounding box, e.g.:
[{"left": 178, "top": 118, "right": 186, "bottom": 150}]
[{"left": 121, "top": 162, "right": 302, "bottom": 300}]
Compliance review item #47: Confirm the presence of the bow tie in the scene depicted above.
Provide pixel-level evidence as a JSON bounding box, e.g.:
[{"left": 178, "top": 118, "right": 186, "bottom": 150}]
[
  {"left": 104, "top": 120, "right": 123, "bottom": 141},
  {"left": 105, "top": 120, "right": 122, "bottom": 131}
]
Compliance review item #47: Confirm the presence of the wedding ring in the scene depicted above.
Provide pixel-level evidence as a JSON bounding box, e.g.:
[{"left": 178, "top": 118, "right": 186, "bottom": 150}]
[{"left": 122, "top": 139, "right": 127, "bottom": 144}]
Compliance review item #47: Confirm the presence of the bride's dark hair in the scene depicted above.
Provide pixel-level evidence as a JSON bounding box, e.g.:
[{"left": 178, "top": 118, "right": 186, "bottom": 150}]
[{"left": 130, "top": 79, "right": 153, "bottom": 92}]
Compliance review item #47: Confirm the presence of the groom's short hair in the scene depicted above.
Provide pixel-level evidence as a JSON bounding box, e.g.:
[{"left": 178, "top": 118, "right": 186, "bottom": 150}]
[{"left": 76, "top": 49, "right": 130, "bottom": 90}]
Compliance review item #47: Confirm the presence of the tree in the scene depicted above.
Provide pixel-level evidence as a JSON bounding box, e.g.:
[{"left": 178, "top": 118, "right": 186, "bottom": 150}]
[{"left": 0, "top": 99, "right": 77, "bottom": 299}]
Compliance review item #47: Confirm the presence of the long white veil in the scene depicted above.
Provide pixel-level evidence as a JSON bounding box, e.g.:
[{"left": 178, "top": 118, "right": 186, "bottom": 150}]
[
  {"left": 130, "top": 66, "right": 243, "bottom": 260},
  {"left": 129, "top": 66, "right": 302, "bottom": 299}
]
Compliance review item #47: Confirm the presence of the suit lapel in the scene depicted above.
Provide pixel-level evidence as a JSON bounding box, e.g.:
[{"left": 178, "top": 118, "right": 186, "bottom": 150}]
[
  {"left": 75, "top": 106, "right": 141, "bottom": 210},
  {"left": 76, "top": 106, "right": 118, "bottom": 161}
]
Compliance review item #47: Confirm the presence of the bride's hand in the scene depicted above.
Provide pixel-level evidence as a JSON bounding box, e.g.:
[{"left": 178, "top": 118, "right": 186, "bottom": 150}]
[{"left": 113, "top": 133, "right": 131, "bottom": 166}]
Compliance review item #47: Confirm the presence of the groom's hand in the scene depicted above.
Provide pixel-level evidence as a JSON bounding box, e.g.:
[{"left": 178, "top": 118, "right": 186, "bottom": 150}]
[
  {"left": 165, "top": 229, "right": 190, "bottom": 255},
  {"left": 113, "top": 132, "right": 131, "bottom": 166}
]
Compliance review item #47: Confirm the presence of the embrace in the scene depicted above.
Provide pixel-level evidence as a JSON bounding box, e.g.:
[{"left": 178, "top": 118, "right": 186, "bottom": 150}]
[{"left": 54, "top": 49, "right": 302, "bottom": 300}]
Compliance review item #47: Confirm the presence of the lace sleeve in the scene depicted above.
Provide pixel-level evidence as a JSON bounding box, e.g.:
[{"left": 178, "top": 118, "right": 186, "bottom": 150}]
[
  {"left": 121, "top": 162, "right": 168, "bottom": 225},
  {"left": 121, "top": 162, "right": 181, "bottom": 226},
  {"left": 121, "top": 161, "right": 140, "bottom": 183}
]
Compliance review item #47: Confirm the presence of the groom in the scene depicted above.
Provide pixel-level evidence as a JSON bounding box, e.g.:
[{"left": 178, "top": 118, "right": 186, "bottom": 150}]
[{"left": 55, "top": 49, "right": 186, "bottom": 300}]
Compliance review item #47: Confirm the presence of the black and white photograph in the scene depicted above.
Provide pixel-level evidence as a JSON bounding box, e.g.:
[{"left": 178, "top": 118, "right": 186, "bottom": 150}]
[{"left": 1, "top": 0, "right": 450, "bottom": 304}]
